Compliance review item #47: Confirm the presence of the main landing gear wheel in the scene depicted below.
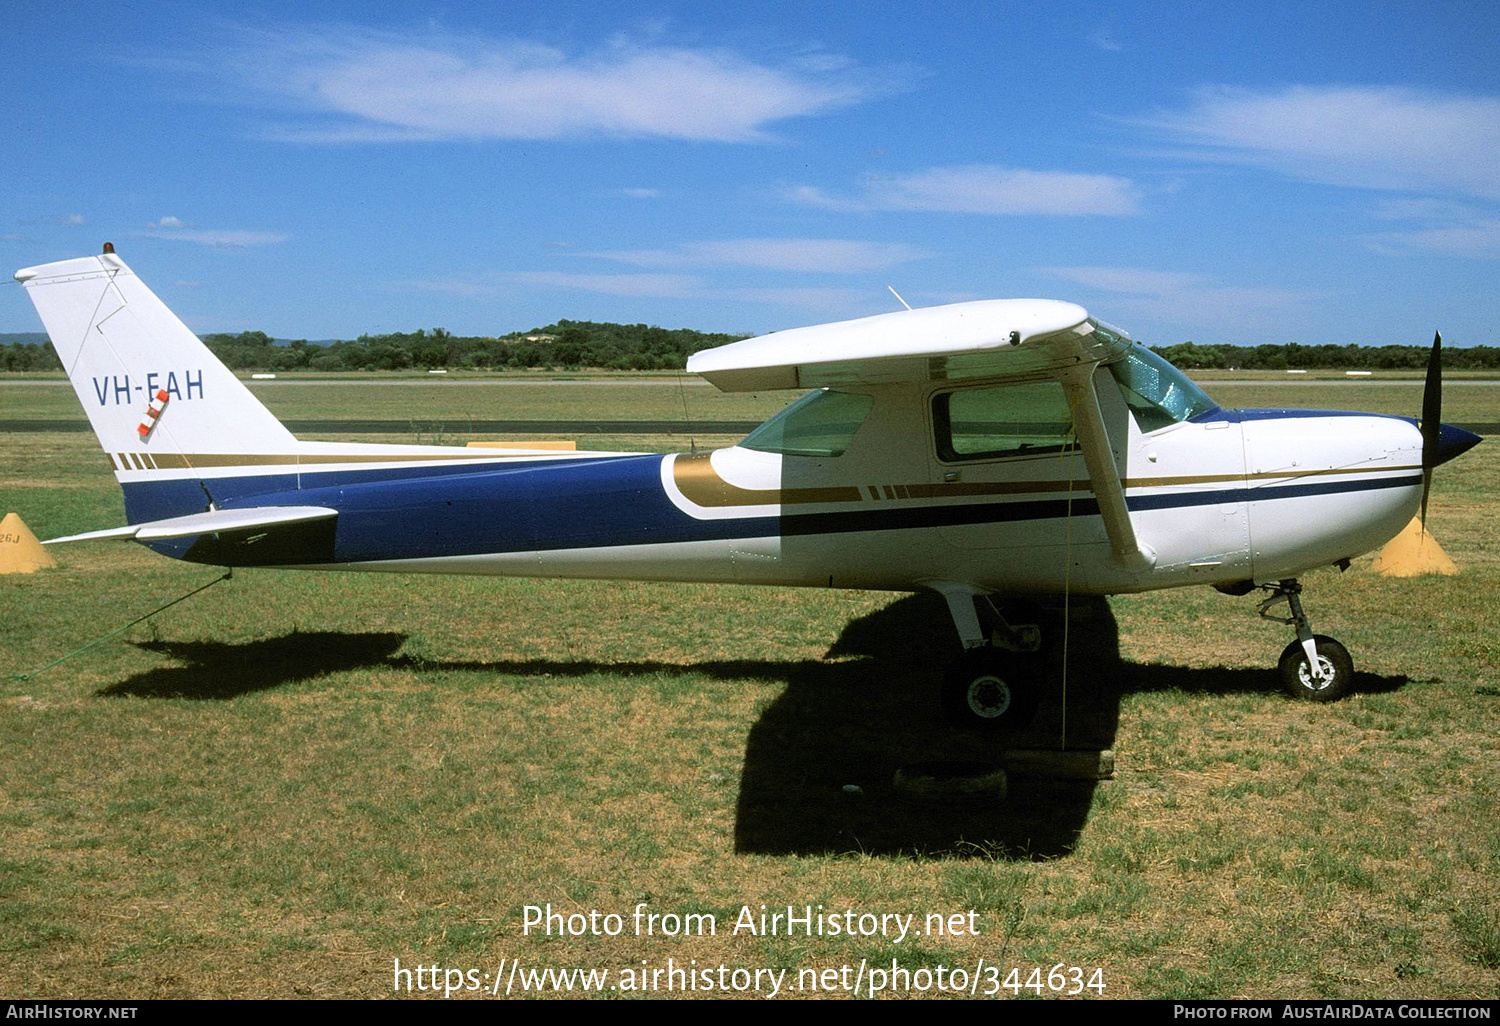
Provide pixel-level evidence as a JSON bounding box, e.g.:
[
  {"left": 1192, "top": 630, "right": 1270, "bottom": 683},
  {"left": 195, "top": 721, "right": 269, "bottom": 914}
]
[
  {"left": 942, "top": 647, "right": 1039, "bottom": 731},
  {"left": 1278, "top": 635, "right": 1354, "bottom": 703}
]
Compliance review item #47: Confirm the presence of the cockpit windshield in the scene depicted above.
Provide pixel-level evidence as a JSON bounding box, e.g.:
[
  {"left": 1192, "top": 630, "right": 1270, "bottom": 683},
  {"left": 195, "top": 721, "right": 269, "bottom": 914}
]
[{"left": 1105, "top": 339, "right": 1219, "bottom": 433}]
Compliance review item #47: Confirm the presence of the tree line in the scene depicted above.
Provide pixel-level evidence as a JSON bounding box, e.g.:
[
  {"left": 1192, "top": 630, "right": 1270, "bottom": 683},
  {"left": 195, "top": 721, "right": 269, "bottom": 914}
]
[
  {"left": 199, "top": 321, "right": 751, "bottom": 373},
  {"left": 1151, "top": 340, "right": 1500, "bottom": 371},
  {"left": 3, "top": 326, "right": 1499, "bottom": 373}
]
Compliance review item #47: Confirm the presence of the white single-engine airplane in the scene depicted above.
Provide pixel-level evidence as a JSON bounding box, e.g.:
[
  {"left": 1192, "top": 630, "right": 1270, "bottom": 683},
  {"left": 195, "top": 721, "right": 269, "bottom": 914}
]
[{"left": 15, "top": 247, "right": 1481, "bottom": 727}]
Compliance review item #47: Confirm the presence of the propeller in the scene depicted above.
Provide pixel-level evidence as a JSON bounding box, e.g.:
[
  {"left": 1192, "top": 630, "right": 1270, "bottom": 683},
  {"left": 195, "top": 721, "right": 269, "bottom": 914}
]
[
  {"left": 1419, "top": 330, "right": 1441, "bottom": 532},
  {"left": 1416, "top": 331, "right": 1484, "bottom": 534}
]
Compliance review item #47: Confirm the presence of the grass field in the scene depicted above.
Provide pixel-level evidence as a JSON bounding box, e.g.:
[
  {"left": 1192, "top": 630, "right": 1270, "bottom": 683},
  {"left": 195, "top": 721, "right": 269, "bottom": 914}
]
[{"left": 1, "top": 375, "right": 1497, "bottom": 1000}]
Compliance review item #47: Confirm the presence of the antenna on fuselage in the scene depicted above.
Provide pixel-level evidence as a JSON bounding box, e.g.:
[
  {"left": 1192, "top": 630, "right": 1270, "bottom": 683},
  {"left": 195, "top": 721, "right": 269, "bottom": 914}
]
[{"left": 886, "top": 285, "right": 912, "bottom": 311}]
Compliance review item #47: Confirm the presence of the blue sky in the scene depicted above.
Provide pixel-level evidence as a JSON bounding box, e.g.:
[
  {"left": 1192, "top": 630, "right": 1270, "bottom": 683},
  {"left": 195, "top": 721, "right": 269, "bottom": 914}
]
[{"left": 3, "top": 1, "right": 1499, "bottom": 345}]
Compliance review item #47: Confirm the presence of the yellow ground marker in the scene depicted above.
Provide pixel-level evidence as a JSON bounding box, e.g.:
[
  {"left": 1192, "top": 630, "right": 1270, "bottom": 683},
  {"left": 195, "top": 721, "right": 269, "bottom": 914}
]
[
  {"left": 466, "top": 440, "right": 577, "bottom": 451},
  {"left": 0, "top": 513, "right": 57, "bottom": 574},
  {"left": 1371, "top": 516, "right": 1459, "bottom": 576}
]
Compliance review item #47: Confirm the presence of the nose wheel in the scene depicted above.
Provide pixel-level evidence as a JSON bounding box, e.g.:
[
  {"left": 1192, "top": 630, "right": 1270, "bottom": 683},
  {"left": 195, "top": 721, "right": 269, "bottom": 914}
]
[
  {"left": 1277, "top": 635, "right": 1353, "bottom": 702},
  {"left": 1259, "top": 579, "right": 1354, "bottom": 702}
]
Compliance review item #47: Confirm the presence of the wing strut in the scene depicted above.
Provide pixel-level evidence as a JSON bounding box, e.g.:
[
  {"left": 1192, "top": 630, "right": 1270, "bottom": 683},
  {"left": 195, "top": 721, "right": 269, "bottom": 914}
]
[{"left": 1055, "top": 363, "right": 1155, "bottom": 572}]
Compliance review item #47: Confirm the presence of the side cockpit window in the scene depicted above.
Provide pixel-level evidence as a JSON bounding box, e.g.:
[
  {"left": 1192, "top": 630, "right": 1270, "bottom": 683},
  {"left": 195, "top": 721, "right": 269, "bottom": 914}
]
[
  {"left": 933, "top": 380, "right": 1075, "bottom": 462},
  {"left": 740, "top": 388, "right": 874, "bottom": 457}
]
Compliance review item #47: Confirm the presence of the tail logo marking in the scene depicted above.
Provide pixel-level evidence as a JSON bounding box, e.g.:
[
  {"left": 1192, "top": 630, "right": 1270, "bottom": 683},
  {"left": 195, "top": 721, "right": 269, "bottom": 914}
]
[{"left": 137, "top": 389, "right": 171, "bottom": 440}]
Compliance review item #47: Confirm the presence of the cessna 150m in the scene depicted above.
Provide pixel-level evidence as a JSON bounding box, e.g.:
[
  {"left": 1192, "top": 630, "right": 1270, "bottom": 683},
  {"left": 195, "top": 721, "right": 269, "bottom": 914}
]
[{"left": 15, "top": 247, "right": 1481, "bottom": 728}]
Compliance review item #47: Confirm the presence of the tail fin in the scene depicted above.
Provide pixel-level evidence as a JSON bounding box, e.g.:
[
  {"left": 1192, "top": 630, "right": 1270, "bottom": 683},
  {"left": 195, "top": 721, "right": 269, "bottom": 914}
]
[{"left": 14, "top": 249, "right": 297, "bottom": 458}]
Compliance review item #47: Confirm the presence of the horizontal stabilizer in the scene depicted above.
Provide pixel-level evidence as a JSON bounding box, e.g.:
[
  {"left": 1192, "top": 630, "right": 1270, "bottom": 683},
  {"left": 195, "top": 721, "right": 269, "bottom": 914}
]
[{"left": 45, "top": 506, "right": 339, "bottom": 544}]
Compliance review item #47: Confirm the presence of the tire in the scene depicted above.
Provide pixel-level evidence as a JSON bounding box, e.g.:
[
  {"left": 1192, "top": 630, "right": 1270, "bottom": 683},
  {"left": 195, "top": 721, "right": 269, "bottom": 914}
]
[
  {"left": 942, "top": 647, "right": 1039, "bottom": 731},
  {"left": 1278, "top": 635, "right": 1354, "bottom": 702}
]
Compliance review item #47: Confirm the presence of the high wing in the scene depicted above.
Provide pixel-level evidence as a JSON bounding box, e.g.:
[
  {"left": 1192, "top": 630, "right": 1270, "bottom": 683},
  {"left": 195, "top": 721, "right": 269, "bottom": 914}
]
[
  {"left": 688, "top": 300, "right": 1155, "bottom": 571},
  {"left": 686, "top": 299, "right": 1110, "bottom": 391}
]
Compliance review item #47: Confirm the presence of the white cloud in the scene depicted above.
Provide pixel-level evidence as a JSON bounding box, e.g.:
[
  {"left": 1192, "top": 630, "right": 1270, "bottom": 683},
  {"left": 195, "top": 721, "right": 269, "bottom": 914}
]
[
  {"left": 407, "top": 279, "right": 501, "bottom": 298},
  {"left": 1370, "top": 198, "right": 1476, "bottom": 222},
  {"left": 1359, "top": 198, "right": 1500, "bottom": 257},
  {"left": 152, "top": 216, "right": 187, "bottom": 228},
  {"left": 588, "top": 238, "right": 931, "bottom": 273},
  {"left": 1037, "top": 266, "right": 1206, "bottom": 296},
  {"left": 408, "top": 271, "right": 701, "bottom": 299},
  {"left": 224, "top": 26, "right": 897, "bottom": 144},
  {"left": 137, "top": 227, "right": 289, "bottom": 247},
  {"left": 504, "top": 271, "right": 700, "bottom": 298},
  {"left": 618, "top": 188, "right": 660, "bottom": 199},
  {"left": 722, "top": 286, "right": 877, "bottom": 314},
  {"left": 1087, "top": 28, "right": 1122, "bottom": 52},
  {"left": 790, "top": 165, "right": 1141, "bottom": 216},
  {"left": 588, "top": 248, "right": 677, "bottom": 267},
  {"left": 403, "top": 268, "right": 896, "bottom": 318},
  {"left": 1039, "top": 265, "right": 1317, "bottom": 335},
  {"left": 17, "top": 214, "right": 85, "bottom": 228},
  {"left": 1365, "top": 218, "right": 1500, "bottom": 257},
  {"left": 28, "top": 213, "right": 86, "bottom": 227},
  {"left": 1375, "top": 222, "right": 1500, "bottom": 256},
  {"left": 1135, "top": 85, "right": 1500, "bottom": 200},
  {"left": 696, "top": 239, "right": 929, "bottom": 272}
]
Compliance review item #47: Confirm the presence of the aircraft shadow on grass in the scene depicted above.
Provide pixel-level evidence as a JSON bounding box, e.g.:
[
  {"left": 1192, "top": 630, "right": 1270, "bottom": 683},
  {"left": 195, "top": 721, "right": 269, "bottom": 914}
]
[{"left": 100, "top": 595, "right": 1409, "bottom": 861}]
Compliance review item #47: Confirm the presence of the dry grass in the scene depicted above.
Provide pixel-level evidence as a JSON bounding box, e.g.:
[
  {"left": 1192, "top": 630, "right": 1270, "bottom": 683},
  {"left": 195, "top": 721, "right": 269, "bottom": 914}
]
[{"left": 0, "top": 377, "right": 1496, "bottom": 1000}]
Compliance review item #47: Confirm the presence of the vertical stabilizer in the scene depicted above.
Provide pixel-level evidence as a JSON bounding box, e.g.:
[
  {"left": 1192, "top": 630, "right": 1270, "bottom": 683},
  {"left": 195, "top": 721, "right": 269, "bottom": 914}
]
[{"left": 14, "top": 251, "right": 297, "bottom": 457}]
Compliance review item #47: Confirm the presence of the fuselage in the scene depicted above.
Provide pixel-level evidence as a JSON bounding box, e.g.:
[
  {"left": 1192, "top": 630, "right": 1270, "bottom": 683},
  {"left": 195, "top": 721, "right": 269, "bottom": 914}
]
[{"left": 118, "top": 382, "right": 1434, "bottom": 598}]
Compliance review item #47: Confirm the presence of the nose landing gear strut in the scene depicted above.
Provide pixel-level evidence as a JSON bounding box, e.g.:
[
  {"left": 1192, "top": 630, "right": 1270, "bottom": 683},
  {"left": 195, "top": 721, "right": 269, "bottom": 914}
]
[{"left": 1258, "top": 579, "right": 1354, "bottom": 702}]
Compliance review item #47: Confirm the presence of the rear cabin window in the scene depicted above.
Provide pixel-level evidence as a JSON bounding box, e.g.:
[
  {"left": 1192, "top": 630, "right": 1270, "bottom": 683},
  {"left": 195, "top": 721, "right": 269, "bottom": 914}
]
[
  {"left": 933, "top": 380, "right": 1076, "bottom": 461},
  {"left": 740, "top": 388, "right": 874, "bottom": 457}
]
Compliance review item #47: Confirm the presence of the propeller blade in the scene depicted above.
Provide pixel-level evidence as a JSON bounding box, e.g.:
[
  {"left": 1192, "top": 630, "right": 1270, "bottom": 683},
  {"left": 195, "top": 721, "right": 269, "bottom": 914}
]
[{"left": 1419, "top": 330, "right": 1442, "bottom": 530}]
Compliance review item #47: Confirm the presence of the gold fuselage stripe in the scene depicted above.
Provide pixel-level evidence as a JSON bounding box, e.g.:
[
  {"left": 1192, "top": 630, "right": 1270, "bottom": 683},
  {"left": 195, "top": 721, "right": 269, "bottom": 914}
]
[{"left": 671, "top": 454, "right": 1421, "bottom": 508}]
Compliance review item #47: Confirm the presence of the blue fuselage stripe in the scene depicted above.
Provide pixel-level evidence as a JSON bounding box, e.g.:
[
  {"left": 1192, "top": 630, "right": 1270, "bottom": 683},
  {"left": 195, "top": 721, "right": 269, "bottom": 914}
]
[{"left": 122, "top": 456, "right": 1420, "bottom": 565}]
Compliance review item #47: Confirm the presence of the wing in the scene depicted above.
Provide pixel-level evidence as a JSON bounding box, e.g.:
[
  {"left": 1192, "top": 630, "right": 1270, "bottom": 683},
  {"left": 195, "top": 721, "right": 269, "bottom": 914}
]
[{"left": 687, "top": 299, "right": 1109, "bottom": 392}]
